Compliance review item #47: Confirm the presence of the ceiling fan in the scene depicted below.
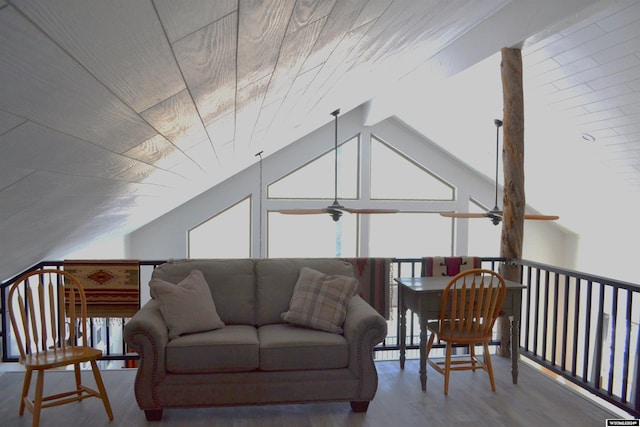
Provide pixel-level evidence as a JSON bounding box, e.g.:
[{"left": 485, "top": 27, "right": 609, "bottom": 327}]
[
  {"left": 440, "top": 119, "right": 559, "bottom": 225},
  {"left": 276, "top": 109, "right": 399, "bottom": 222}
]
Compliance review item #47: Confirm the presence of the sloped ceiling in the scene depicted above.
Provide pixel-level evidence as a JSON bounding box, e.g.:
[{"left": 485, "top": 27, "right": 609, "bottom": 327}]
[{"left": 1, "top": 0, "right": 637, "bottom": 279}]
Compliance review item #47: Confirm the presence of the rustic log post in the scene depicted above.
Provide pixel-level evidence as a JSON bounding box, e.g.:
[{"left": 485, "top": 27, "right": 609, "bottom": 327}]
[{"left": 497, "top": 47, "right": 525, "bottom": 357}]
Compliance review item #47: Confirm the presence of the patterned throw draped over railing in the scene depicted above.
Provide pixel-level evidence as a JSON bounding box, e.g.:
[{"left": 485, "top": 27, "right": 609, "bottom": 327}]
[
  {"left": 421, "top": 256, "right": 481, "bottom": 277},
  {"left": 62, "top": 260, "right": 140, "bottom": 318},
  {"left": 341, "top": 258, "right": 393, "bottom": 320}
]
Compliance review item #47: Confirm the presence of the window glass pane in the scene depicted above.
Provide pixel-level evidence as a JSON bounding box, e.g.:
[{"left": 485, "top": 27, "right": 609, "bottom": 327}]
[
  {"left": 268, "top": 137, "right": 358, "bottom": 199},
  {"left": 467, "top": 199, "right": 500, "bottom": 256},
  {"left": 188, "top": 198, "right": 251, "bottom": 258},
  {"left": 267, "top": 212, "right": 357, "bottom": 258},
  {"left": 368, "top": 213, "right": 452, "bottom": 258},
  {"left": 370, "top": 137, "right": 454, "bottom": 200}
]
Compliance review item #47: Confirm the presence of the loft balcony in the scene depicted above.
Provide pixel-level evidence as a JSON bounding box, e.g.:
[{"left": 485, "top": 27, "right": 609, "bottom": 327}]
[{"left": 1, "top": 257, "right": 638, "bottom": 422}]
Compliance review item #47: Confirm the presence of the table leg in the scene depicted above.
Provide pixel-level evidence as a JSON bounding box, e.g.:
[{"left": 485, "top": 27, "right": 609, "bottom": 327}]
[
  {"left": 399, "top": 288, "right": 406, "bottom": 370},
  {"left": 511, "top": 318, "right": 520, "bottom": 384},
  {"left": 419, "top": 315, "right": 427, "bottom": 391}
]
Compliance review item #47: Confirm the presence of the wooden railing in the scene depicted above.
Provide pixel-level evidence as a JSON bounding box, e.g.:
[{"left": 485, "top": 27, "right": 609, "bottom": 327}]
[
  {"left": 1, "top": 257, "right": 638, "bottom": 416},
  {"left": 511, "top": 258, "right": 639, "bottom": 417}
]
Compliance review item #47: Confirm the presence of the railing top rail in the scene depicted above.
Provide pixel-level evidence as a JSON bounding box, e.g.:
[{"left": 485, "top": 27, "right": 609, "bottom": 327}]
[
  {"left": 510, "top": 258, "right": 640, "bottom": 291},
  {"left": 3, "top": 257, "right": 639, "bottom": 291},
  {"left": 1, "top": 261, "right": 62, "bottom": 290}
]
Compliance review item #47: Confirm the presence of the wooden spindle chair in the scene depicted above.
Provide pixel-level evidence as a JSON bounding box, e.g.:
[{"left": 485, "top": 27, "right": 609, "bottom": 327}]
[
  {"left": 7, "top": 269, "right": 114, "bottom": 427},
  {"left": 425, "top": 269, "right": 507, "bottom": 395}
]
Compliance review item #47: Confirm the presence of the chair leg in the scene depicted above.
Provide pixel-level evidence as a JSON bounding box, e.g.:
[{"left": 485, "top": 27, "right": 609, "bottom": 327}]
[
  {"left": 470, "top": 344, "right": 476, "bottom": 370},
  {"left": 444, "top": 342, "right": 452, "bottom": 395},
  {"left": 74, "top": 363, "right": 82, "bottom": 397},
  {"left": 425, "top": 331, "right": 436, "bottom": 356},
  {"left": 90, "top": 360, "right": 114, "bottom": 420},
  {"left": 19, "top": 368, "right": 33, "bottom": 416},
  {"left": 32, "top": 370, "right": 45, "bottom": 427},
  {"left": 483, "top": 342, "right": 496, "bottom": 391},
  {"left": 424, "top": 331, "right": 437, "bottom": 390}
]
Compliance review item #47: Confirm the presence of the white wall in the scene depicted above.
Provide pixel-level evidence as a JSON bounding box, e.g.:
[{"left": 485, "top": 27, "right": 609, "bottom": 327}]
[
  {"left": 62, "top": 234, "right": 130, "bottom": 259},
  {"left": 522, "top": 221, "right": 578, "bottom": 268}
]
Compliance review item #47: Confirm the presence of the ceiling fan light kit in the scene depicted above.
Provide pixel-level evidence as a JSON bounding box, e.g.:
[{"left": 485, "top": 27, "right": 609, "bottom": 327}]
[
  {"left": 277, "top": 109, "right": 398, "bottom": 221},
  {"left": 440, "top": 119, "right": 558, "bottom": 225}
]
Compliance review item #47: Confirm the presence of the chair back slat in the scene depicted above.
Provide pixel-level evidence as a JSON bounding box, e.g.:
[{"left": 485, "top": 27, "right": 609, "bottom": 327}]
[
  {"left": 15, "top": 293, "right": 28, "bottom": 358},
  {"left": 26, "top": 287, "right": 39, "bottom": 353},
  {"left": 39, "top": 281, "right": 47, "bottom": 351},
  {"left": 68, "top": 285, "right": 75, "bottom": 344},
  {"left": 58, "top": 285, "right": 65, "bottom": 349},
  {"left": 48, "top": 281, "right": 57, "bottom": 349}
]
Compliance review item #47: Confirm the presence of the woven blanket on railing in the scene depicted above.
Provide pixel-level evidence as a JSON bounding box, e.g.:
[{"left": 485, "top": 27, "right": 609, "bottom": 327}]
[
  {"left": 342, "top": 258, "right": 392, "bottom": 319},
  {"left": 63, "top": 260, "right": 140, "bottom": 318},
  {"left": 421, "top": 256, "right": 480, "bottom": 277}
]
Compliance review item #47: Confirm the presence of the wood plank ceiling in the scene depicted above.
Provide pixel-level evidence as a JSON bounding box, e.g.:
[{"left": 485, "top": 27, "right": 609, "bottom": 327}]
[{"left": 1, "top": 0, "right": 639, "bottom": 277}]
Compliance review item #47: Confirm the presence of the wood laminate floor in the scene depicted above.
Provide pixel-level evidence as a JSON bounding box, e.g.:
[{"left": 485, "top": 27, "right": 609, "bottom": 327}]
[{"left": 0, "top": 357, "right": 627, "bottom": 427}]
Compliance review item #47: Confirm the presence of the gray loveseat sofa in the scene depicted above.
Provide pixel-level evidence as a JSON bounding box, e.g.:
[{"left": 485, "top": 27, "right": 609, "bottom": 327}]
[{"left": 123, "top": 258, "right": 387, "bottom": 421}]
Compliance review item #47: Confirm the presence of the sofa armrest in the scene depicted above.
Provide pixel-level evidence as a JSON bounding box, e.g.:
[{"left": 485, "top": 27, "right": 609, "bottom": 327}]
[
  {"left": 123, "top": 300, "right": 168, "bottom": 409},
  {"left": 343, "top": 295, "right": 387, "bottom": 400}
]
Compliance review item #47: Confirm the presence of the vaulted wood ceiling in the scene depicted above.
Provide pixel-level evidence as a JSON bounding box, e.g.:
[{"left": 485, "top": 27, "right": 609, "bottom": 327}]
[{"left": 1, "top": 0, "right": 639, "bottom": 278}]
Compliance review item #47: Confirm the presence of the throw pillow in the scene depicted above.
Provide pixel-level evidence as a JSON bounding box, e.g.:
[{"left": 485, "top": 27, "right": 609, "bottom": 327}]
[
  {"left": 282, "top": 267, "right": 359, "bottom": 334},
  {"left": 149, "top": 269, "right": 224, "bottom": 339}
]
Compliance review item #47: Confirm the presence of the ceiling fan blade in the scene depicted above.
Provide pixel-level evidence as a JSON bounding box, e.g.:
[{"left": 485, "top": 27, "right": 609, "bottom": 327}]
[
  {"left": 524, "top": 214, "right": 560, "bottom": 221},
  {"left": 344, "top": 208, "right": 400, "bottom": 214},
  {"left": 439, "top": 212, "right": 491, "bottom": 219},
  {"left": 275, "top": 209, "right": 328, "bottom": 215}
]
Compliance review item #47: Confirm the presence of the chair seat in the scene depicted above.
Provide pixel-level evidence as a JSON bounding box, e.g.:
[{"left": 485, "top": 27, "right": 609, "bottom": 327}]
[
  {"left": 427, "top": 320, "right": 493, "bottom": 343},
  {"left": 22, "top": 346, "right": 103, "bottom": 370}
]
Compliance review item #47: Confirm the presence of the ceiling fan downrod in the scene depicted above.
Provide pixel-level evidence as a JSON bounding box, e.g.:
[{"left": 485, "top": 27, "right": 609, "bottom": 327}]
[
  {"left": 329, "top": 109, "right": 343, "bottom": 221},
  {"left": 490, "top": 118, "right": 503, "bottom": 225}
]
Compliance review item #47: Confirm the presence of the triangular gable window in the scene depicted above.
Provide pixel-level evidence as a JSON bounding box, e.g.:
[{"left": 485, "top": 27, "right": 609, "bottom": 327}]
[
  {"left": 188, "top": 197, "right": 251, "bottom": 258},
  {"left": 268, "top": 136, "right": 358, "bottom": 199},
  {"left": 370, "top": 137, "right": 454, "bottom": 200}
]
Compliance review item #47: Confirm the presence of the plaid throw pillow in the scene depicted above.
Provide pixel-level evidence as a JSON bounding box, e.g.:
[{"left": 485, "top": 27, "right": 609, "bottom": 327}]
[{"left": 282, "top": 267, "right": 359, "bottom": 334}]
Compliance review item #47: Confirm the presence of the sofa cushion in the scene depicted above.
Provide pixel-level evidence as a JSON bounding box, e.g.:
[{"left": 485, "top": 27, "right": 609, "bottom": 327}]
[
  {"left": 152, "top": 259, "right": 256, "bottom": 325},
  {"left": 258, "top": 324, "right": 349, "bottom": 371},
  {"left": 149, "top": 269, "right": 224, "bottom": 340},
  {"left": 281, "top": 267, "right": 358, "bottom": 334},
  {"left": 255, "top": 258, "right": 355, "bottom": 325},
  {"left": 166, "top": 325, "right": 259, "bottom": 373}
]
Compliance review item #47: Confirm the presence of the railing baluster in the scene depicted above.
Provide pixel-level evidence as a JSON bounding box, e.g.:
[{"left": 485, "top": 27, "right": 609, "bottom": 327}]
[
  {"left": 571, "top": 277, "right": 580, "bottom": 377},
  {"left": 607, "top": 287, "right": 618, "bottom": 395},
  {"left": 524, "top": 266, "right": 532, "bottom": 350},
  {"left": 533, "top": 268, "right": 540, "bottom": 355},
  {"left": 551, "top": 272, "right": 559, "bottom": 366},
  {"left": 594, "top": 283, "right": 605, "bottom": 390},
  {"left": 582, "top": 280, "right": 593, "bottom": 384},
  {"left": 542, "top": 270, "right": 550, "bottom": 360},
  {"left": 620, "top": 289, "right": 631, "bottom": 403},
  {"left": 561, "top": 274, "right": 570, "bottom": 372}
]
